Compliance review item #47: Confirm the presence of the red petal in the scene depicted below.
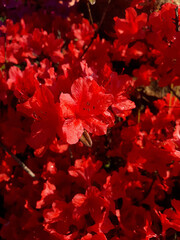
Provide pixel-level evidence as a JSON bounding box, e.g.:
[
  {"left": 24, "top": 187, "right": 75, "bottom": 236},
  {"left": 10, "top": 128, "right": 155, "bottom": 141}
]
[
  {"left": 72, "top": 193, "right": 87, "bottom": 207},
  {"left": 60, "top": 93, "right": 76, "bottom": 118},
  {"left": 62, "top": 119, "right": 84, "bottom": 144}
]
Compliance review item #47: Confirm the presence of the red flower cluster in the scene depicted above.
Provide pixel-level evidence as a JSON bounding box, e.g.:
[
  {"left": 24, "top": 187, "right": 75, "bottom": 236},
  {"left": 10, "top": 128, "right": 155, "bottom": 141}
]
[{"left": 0, "top": 1, "right": 179, "bottom": 239}]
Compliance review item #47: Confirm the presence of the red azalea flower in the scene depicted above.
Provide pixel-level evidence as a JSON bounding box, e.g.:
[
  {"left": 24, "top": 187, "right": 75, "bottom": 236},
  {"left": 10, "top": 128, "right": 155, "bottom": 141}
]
[
  {"left": 133, "top": 64, "right": 157, "bottom": 86},
  {"left": 71, "top": 18, "right": 95, "bottom": 49},
  {"left": 149, "top": 3, "right": 180, "bottom": 42},
  {"left": 0, "top": 37, "right": 5, "bottom": 63},
  {"left": 36, "top": 181, "right": 56, "bottom": 209},
  {"left": 0, "top": 70, "right": 8, "bottom": 104},
  {"left": 8, "top": 62, "right": 39, "bottom": 101},
  {"left": 85, "top": 37, "right": 111, "bottom": 71},
  {"left": 157, "top": 32, "right": 180, "bottom": 87},
  {"left": 125, "top": 41, "right": 147, "bottom": 63},
  {"left": 37, "top": 58, "right": 56, "bottom": 86},
  {"left": 114, "top": 7, "right": 148, "bottom": 45},
  {"left": 43, "top": 33, "right": 64, "bottom": 63},
  {"left": 141, "top": 142, "right": 177, "bottom": 177},
  {"left": 43, "top": 200, "right": 74, "bottom": 235},
  {"left": 106, "top": 73, "right": 135, "bottom": 118},
  {"left": 161, "top": 199, "right": 180, "bottom": 232},
  {"left": 103, "top": 168, "right": 127, "bottom": 201},
  {"left": 60, "top": 77, "right": 114, "bottom": 144},
  {"left": 68, "top": 156, "right": 102, "bottom": 187},
  {"left": 72, "top": 186, "right": 108, "bottom": 223},
  {"left": 17, "top": 85, "right": 64, "bottom": 156},
  {"left": 120, "top": 199, "right": 151, "bottom": 239}
]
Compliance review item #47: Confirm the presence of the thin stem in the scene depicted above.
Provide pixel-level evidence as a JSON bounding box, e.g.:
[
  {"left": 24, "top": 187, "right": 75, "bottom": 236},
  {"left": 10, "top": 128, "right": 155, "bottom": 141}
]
[
  {"left": 87, "top": 1, "right": 94, "bottom": 25},
  {"left": 143, "top": 177, "right": 156, "bottom": 201},
  {"left": 138, "top": 108, "right": 141, "bottom": 124},
  {"left": 80, "top": 0, "right": 111, "bottom": 58},
  {"left": 169, "top": 85, "right": 180, "bottom": 101},
  {"left": 0, "top": 141, "right": 36, "bottom": 178},
  {"left": 172, "top": 7, "right": 180, "bottom": 32},
  {"left": 98, "top": 0, "right": 111, "bottom": 31}
]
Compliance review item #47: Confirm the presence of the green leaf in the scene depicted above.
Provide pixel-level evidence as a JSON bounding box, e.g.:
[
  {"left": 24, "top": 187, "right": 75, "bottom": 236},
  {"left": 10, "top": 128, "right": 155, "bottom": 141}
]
[
  {"left": 0, "top": 16, "right": 6, "bottom": 23},
  {"left": 0, "top": 64, "right": 5, "bottom": 70}
]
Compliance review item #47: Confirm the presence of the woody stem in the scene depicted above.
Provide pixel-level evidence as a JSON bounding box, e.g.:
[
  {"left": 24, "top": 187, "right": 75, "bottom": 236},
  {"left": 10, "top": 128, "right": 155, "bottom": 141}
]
[
  {"left": 80, "top": 0, "right": 111, "bottom": 58},
  {"left": 0, "top": 141, "right": 36, "bottom": 178}
]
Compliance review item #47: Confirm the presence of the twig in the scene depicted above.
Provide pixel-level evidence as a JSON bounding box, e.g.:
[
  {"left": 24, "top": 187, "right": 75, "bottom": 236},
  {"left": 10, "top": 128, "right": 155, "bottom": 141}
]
[
  {"left": 142, "top": 177, "right": 156, "bottom": 201},
  {"left": 168, "top": 85, "right": 180, "bottom": 101},
  {"left": 172, "top": 6, "right": 180, "bottom": 32},
  {"left": 98, "top": 0, "right": 111, "bottom": 31},
  {"left": 87, "top": 1, "right": 94, "bottom": 25},
  {"left": 80, "top": 0, "right": 111, "bottom": 58},
  {"left": 0, "top": 141, "right": 36, "bottom": 178}
]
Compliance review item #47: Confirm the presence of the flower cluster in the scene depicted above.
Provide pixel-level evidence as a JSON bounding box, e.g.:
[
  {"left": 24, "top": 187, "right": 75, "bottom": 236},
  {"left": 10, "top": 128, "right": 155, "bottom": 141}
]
[{"left": 0, "top": 1, "right": 179, "bottom": 239}]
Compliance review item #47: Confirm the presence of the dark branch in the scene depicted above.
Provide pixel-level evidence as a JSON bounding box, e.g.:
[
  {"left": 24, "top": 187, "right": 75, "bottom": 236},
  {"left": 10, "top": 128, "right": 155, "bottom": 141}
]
[
  {"left": 169, "top": 85, "right": 180, "bottom": 101},
  {"left": 87, "top": 1, "right": 94, "bottom": 25},
  {"left": 172, "top": 7, "right": 180, "bottom": 32},
  {"left": 0, "top": 141, "right": 36, "bottom": 178},
  {"left": 80, "top": 0, "right": 111, "bottom": 59}
]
